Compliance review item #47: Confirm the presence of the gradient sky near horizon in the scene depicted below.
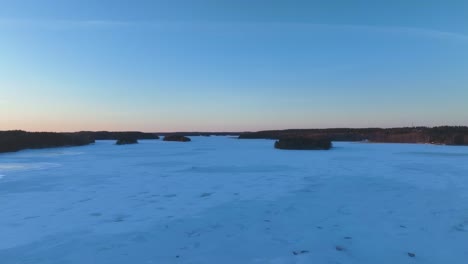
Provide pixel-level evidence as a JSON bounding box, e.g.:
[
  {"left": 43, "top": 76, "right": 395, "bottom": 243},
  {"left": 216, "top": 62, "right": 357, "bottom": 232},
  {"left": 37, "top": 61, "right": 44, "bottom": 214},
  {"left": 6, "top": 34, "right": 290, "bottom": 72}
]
[{"left": 1, "top": 0, "right": 467, "bottom": 132}]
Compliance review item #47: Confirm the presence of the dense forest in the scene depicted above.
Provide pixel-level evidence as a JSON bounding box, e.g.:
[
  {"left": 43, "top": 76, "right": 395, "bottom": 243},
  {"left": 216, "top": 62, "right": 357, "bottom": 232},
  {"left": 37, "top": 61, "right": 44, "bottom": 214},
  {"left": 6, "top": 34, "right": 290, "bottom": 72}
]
[
  {"left": 0, "top": 131, "right": 159, "bottom": 153},
  {"left": 156, "top": 132, "right": 239, "bottom": 137},
  {"left": 0, "top": 131, "right": 95, "bottom": 153},
  {"left": 2, "top": 127, "right": 467, "bottom": 154},
  {"left": 239, "top": 126, "right": 468, "bottom": 145},
  {"left": 274, "top": 137, "right": 332, "bottom": 150},
  {"left": 77, "top": 131, "right": 159, "bottom": 140}
]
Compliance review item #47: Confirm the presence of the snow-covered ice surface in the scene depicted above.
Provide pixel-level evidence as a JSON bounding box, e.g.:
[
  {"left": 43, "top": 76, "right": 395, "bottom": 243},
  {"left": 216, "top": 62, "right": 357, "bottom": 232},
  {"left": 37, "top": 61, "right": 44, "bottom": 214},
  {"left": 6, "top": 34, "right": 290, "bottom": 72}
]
[{"left": 1, "top": 137, "right": 468, "bottom": 264}]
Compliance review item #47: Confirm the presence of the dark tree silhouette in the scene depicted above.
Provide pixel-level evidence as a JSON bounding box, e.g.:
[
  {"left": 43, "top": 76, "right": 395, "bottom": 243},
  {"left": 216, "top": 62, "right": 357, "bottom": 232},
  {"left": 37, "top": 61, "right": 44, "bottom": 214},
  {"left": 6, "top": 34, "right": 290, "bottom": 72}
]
[
  {"left": 0, "top": 130, "right": 95, "bottom": 153},
  {"left": 163, "top": 135, "right": 191, "bottom": 142},
  {"left": 274, "top": 137, "right": 332, "bottom": 150}
]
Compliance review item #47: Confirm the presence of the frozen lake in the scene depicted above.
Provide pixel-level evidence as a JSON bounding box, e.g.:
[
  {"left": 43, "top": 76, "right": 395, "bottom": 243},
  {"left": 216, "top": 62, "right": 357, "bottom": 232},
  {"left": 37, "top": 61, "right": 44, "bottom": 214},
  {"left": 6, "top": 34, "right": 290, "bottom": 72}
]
[{"left": 1, "top": 137, "right": 467, "bottom": 263}]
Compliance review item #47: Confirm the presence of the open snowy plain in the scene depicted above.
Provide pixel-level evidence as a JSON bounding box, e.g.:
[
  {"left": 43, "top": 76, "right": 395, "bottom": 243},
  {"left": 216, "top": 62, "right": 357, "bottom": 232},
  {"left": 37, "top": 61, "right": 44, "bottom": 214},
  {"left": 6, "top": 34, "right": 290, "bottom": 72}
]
[{"left": 1, "top": 137, "right": 467, "bottom": 264}]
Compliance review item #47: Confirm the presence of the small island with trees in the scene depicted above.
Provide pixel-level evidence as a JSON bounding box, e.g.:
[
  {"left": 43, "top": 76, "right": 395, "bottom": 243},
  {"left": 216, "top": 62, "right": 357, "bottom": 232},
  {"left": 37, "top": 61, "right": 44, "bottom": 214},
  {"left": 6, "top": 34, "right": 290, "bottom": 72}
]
[
  {"left": 163, "top": 135, "right": 191, "bottom": 142},
  {"left": 116, "top": 138, "right": 139, "bottom": 145},
  {"left": 274, "top": 137, "right": 332, "bottom": 150}
]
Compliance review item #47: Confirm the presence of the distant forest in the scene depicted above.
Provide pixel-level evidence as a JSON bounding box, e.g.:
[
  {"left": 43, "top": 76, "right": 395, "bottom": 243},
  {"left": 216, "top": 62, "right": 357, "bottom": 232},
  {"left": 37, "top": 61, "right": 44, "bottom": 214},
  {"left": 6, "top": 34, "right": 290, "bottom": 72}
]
[
  {"left": 238, "top": 126, "right": 468, "bottom": 145},
  {"left": 1, "top": 127, "right": 467, "bottom": 154},
  {"left": 0, "top": 131, "right": 158, "bottom": 153}
]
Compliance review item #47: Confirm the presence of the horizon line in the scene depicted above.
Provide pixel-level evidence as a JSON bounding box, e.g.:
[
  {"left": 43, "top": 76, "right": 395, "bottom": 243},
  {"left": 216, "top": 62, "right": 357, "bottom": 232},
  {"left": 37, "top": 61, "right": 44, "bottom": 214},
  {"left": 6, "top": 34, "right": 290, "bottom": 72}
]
[{"left": 3, "top": 125, "right": 468, "bottom": 134}]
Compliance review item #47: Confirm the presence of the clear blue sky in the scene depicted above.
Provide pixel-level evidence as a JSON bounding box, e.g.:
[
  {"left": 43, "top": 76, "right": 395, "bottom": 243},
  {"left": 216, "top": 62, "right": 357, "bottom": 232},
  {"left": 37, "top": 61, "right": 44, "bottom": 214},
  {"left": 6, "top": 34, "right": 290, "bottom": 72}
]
[{"left": 1, "top": 0, "right": 467, "bottom": 132}]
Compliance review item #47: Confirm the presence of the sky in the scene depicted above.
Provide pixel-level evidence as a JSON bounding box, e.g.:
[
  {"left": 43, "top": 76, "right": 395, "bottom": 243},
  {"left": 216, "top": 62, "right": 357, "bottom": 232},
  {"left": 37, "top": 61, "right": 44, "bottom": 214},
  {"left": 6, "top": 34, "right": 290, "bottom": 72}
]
[{"left": 0, "top": 0, "right": 467, "bottom": 132}]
